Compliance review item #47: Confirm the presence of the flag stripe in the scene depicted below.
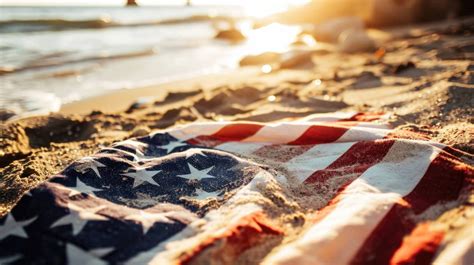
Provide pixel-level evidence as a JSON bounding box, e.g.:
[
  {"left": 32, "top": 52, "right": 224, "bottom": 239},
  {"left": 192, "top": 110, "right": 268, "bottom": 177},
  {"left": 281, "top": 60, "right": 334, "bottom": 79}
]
[
  {"left": 303, "top": 139, "right": 395, "bottom": 184},
  {"left": 187, "top": 123, "right": 263, "bottom": 146},
  {"left": 390, "top": 224, "right": 445, "bottom": 265},
  {"left": 1, "top": 112, "right": 471, "bottom": 265},
  {"left": 241, "top": 123, "right": 311, "bottom": 143},
  {"left": 285, "top": 142, "right": 355, "bottom": 183},
  {"left": 264, "top": 140, "right": 441, "bottom": 265},
  {"left": 287, "top": 124, "right": 352, "bottom": 145},
  {"left": 349, "top": 150, "right": 470, "bottom": 265},
  {"left": 430, "top": 227, "right": 474, "bottom": 265},
  {"left": 299, "top": 112, "right": 358, "bottom": 122},
  {"left": 250, "top": 121, "right": 365, "bottom": 163},
  {"left": 336, "top": 125, "right": 390, "bottom": 143}
]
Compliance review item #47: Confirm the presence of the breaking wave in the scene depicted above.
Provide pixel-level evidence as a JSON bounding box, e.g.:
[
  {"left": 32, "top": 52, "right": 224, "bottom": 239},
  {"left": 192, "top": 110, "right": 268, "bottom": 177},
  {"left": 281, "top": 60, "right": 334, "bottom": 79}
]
[{"left": 0, "top": 15, "right": 235, "bottom": 33}]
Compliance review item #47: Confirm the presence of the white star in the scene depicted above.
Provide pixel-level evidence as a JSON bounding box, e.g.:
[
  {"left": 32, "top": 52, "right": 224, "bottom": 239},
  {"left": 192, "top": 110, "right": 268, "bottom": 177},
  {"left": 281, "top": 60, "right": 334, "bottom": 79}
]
[
  {"left": 75, "top": 157, "right": 106, "bottom": 179},
  {"left": 189, "top": 188, "right": 222, "bottom": 200},
  {"left": 51, "top": 203, "right": 108, "bottom": 235},
  {"left": 0, "top": 214, "right": 36, "bottom": 240},
  {"left": 177, "top": 164, "right": 215, "bottom": 181},
  {"left": 65, "top": 244, "right": 107, "bottom": 265},
  {"left": 122, "top": 169, "right": 161, "bottom": 188},
  {"left": 67, "top": 177, "right": 103, "bottom": 197},
  {"left": 160, "top": 140, "right": 187, "bottom": 153},
  {"left": 125, "top": 211, "right": 172, "bottom": 234}
]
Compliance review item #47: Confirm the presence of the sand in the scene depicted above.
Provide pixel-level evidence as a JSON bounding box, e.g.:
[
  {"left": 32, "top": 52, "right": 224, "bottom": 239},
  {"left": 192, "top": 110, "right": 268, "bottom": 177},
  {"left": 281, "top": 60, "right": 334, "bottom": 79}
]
[{"left": 1, "top": 16, "right": 473, "bottom": 263}]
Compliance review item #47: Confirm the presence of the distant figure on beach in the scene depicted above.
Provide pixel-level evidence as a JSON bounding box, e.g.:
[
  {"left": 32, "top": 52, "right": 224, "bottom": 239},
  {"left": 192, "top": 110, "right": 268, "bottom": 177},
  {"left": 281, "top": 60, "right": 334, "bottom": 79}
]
[
  {"left": 126, "top": 0, "right": 138, "bottom": 7},
  {"left": 186, "top": 0, "right": 192, "bottom": 6}
]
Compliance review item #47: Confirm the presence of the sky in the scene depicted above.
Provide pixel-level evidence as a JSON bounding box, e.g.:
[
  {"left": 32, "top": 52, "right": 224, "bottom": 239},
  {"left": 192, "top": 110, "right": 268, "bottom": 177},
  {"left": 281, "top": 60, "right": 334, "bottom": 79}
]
[{"left": 0, "top": 0, "right": 309, "bottom": 6}]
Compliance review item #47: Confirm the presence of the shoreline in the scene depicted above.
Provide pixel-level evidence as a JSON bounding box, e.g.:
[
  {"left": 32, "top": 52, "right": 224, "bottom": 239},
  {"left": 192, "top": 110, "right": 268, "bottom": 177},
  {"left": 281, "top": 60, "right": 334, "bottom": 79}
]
[
  {"left": 0, "top": 16, "right": 473, "bottom": 263},
  {"left": 59, "top": 67, "right": 261, "bottom": 115}
]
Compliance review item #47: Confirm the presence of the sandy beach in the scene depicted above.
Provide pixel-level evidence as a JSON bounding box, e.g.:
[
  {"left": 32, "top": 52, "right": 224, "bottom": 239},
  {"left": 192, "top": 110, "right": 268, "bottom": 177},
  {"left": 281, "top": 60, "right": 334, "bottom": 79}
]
[{"left": 1, "top": 12, "right": 473, "bottom": 264}]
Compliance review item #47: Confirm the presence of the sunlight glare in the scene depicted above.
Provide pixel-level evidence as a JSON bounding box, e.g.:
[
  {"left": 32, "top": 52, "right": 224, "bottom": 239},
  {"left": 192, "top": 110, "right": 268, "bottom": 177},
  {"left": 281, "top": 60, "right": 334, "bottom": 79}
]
[
  {"left": 243, "top": 3, "right": 287, "bottom": 19},
  {"left": 240, "top": 0, "right": 310, "bottom": 18},
  {"left": 267, "top": 95, "right": 276, "bottom": 101},
  {"left": 243, "top": 23, "right": 301, "bottom": 54},
  {"left": 261, "top": 64, "right": 273, "bottom": 74},
  {"left": 301, "top": 34, "right": 318, "bottom": 47}
]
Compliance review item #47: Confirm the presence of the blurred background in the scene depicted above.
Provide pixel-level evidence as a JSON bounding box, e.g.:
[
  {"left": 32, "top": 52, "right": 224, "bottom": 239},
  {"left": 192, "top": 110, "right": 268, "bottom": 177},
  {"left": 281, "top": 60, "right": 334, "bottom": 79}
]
[{"left": 0, "top": 0, "right": 471, "bottom": 116}]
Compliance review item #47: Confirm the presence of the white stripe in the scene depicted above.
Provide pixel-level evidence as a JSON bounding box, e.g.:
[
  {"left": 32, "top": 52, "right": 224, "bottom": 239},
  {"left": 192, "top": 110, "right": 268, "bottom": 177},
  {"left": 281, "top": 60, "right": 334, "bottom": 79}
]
[
  {"left": 241, "top": 123, "right": 311, "bottom": 143},
  {"left": 160, "top": 119, "right": 391, "bottom": 144},
  {"left": 285, "top": 142, "right": 355, "bottom": 183},
  {"left": 264, "top": 140, "right": 442, "bottom": 265},
  {"left": 356, "top": 122, "right": 391, "bottom": 130},
  {"left": 432, "top": 229, "right": 474, "bottom": 265},
  {"left": 215, "top": 142, "right": 268, "bottom": 156},
  {"left": 300, "top": 112, "right": 358, "bottom": 122},
  {"left": 336, "top": 125, "right": 390, "bottom": 143}
]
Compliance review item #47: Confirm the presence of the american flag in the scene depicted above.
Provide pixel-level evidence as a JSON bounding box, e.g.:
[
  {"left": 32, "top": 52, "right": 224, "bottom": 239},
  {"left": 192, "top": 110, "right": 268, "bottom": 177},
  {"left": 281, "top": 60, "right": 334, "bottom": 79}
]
[{"left": 0, "top": 112, "right": 472, "bottom": 265}]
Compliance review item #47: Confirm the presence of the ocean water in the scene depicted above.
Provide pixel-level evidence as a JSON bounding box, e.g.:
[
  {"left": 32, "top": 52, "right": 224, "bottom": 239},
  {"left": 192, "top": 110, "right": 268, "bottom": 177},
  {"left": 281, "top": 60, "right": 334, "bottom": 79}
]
[{"left": 0, "top": 6, "right": 299, "bottom": 116}]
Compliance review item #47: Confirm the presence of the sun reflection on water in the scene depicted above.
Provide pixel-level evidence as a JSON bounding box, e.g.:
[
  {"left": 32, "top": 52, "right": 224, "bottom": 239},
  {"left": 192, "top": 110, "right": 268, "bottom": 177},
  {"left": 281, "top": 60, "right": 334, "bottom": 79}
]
[{"left": 241, "top": 23, "right": 301, "bottom": 54}]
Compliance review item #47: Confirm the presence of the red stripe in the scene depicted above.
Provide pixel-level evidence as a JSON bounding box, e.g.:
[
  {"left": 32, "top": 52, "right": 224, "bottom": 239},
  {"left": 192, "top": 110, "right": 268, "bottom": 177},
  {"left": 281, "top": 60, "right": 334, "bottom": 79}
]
[
  {"left": 390, "top": 224, "right": 445, "bottom": 265},
  {"left": 304, "top": 139, "right": 395, "bottom": 184},
  {"left": 187, "top": 123, "right": 263, "bottom": 147},
  {"left": 251, "top": 122, "right": 363, "bottom": 162},
  {"left": 287, "top": 124, "right": 354, "bottom": 145},
  {"left": 302, "top": 140, "right": 395, "bottom": 226},
  {"left": 441, "top": 146, "right": 474, "bottom": 162},
  {"left": 349, "top": 151, "right": 471, "bottom": 265}
]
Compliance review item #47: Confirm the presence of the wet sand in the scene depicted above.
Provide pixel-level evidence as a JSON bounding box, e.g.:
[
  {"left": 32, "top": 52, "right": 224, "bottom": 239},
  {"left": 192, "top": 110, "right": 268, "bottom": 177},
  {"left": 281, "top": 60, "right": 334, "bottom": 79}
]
[{"left": 1, "top": 16, "right": 473, "bottom": 263}]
